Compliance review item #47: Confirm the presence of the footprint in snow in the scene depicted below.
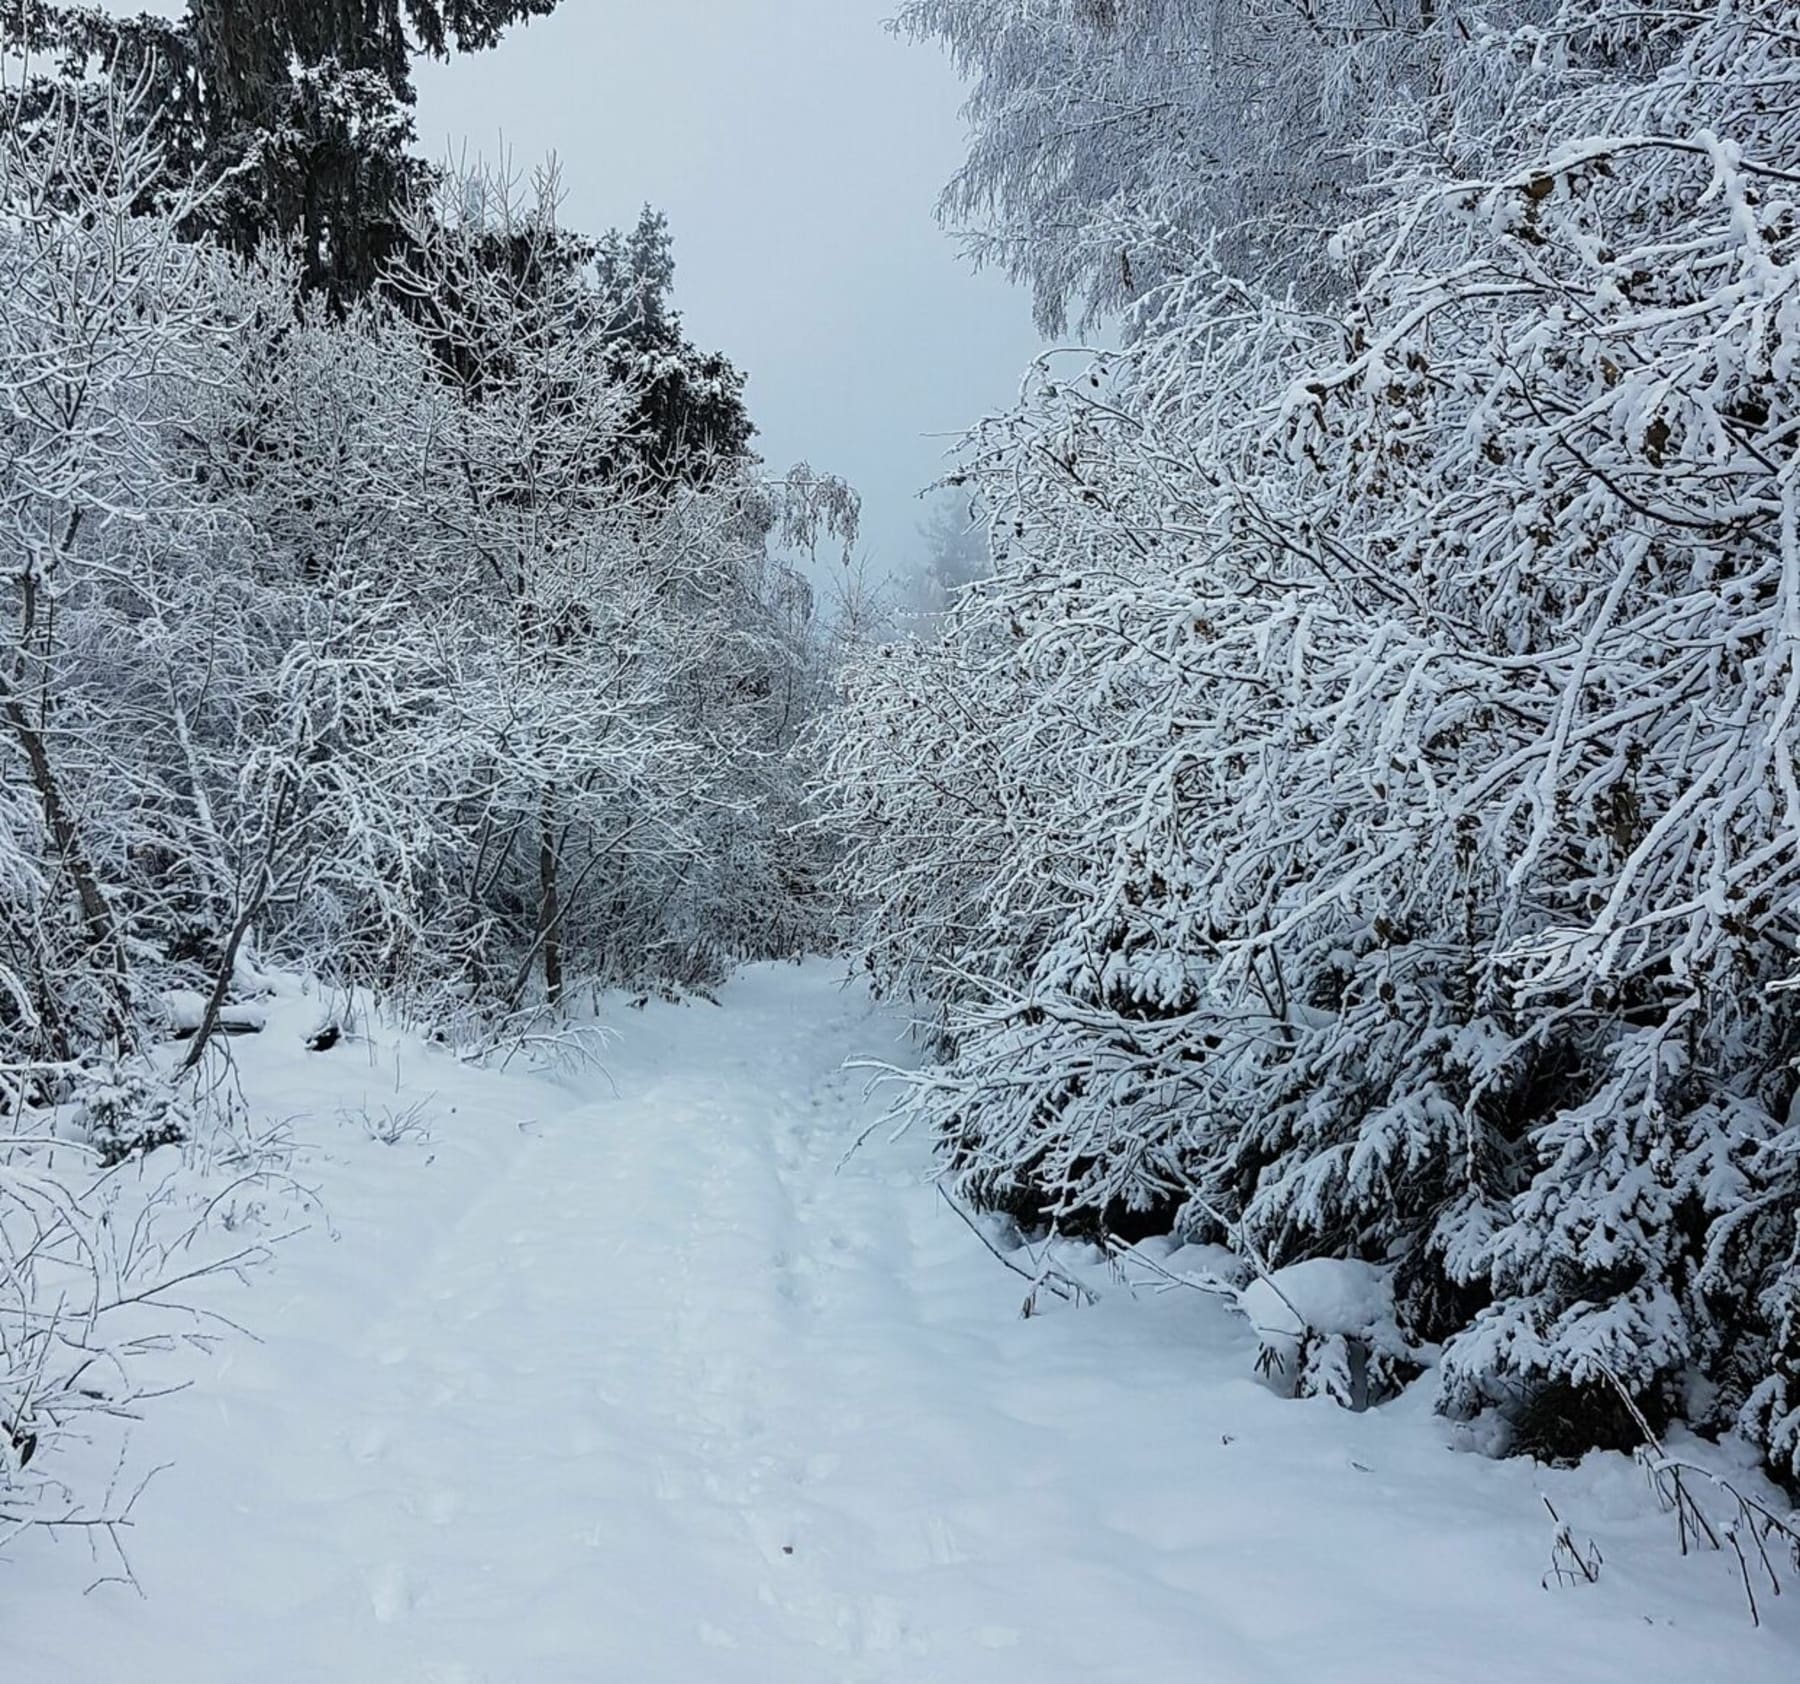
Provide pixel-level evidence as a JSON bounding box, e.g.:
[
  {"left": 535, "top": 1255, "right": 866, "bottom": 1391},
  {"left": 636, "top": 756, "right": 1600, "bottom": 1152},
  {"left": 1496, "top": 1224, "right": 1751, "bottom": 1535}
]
[
  {"left": 368, "top": 1561, "right": 417, "bottom": 1623},
  {"left": 351, "top": 1421, "right": 392, "bottom": 1462}
]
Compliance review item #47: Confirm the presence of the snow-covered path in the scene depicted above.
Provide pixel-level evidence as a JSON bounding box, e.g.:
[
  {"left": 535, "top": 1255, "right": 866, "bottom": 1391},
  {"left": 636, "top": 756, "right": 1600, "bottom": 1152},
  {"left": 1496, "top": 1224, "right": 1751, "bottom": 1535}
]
[{"left": 9, "top": 963, "right": 1797, "bottom": 1681}]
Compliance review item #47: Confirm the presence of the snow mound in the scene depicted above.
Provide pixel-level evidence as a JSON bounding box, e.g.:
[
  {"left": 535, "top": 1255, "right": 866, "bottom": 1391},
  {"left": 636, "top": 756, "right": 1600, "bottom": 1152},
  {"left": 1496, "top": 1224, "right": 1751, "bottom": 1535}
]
[
  {"left": 155, "top": 988, "right": 208, "bottom": 1033},
  {"left": 1240, "top": 1259, "right": 1415, "bottom": 1407},
  {"left": 1241, "top": 1258, "right": 1395, "bottom": 1342},
  {"left": 153, "top": 991, "right": 268, "bottom": 1038}
]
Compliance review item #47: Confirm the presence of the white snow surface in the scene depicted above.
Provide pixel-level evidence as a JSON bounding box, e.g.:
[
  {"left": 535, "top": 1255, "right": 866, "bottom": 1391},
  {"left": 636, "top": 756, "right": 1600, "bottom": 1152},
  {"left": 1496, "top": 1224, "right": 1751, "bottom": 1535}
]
[{"left": 8, "top": 961, "right": 1797, "bottom": 1681}]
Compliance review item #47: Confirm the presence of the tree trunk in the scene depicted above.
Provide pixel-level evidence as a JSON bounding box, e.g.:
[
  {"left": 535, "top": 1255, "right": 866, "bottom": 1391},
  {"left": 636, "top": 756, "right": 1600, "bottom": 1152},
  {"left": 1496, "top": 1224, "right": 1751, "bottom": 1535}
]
[
  {"left": 538, "top": 787, "right": 564, "bottom": 1007},
  {"left": 0, "top": 680, "right": 132, "bottom": 1048},
  {"left": 181, "top": 763, "right": 299, "bottom": 1072}
]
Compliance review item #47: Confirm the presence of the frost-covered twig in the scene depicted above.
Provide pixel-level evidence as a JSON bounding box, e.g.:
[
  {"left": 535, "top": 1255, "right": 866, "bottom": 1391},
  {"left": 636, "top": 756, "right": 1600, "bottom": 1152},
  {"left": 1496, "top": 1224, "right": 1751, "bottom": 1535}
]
[
  {"left": 1541, "top": 1496, "right": 1604, "bottom": 1590},
  {"left": 936, "top": 1188, "right": 1098, "bottom": 1314}
]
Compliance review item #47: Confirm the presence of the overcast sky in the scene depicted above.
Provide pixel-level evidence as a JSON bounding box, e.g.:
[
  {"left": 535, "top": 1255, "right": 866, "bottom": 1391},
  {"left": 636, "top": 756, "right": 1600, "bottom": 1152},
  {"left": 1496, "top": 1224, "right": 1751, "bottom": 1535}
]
[
  {"left": 108, "top": 1, "right": 1042, "bottom": 577},
  {"left": 417, "top": 4, "right": 1043, "bottom": 575}
]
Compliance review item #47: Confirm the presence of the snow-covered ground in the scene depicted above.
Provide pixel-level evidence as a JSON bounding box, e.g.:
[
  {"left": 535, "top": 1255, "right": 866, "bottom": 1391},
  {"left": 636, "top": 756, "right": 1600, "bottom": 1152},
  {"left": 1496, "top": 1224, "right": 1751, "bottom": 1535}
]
[{"left": 7, "top": 962, "right": 1797, "bottom": 1681}]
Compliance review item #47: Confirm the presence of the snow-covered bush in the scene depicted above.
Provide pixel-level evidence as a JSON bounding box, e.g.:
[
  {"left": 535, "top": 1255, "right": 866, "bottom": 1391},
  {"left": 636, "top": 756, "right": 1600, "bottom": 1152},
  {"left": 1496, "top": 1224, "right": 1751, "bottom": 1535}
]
[
  {"left": 1241, "top": 1259, "right": 1420, "bottom": 1410},
  {"left": 0, "top": 1060, "right": 296, "bottom": 1554},
  {"left": 825, "top": 0, "right": 1800, "bottom": 1487},
  {"left": 379, "top": 163, "right": 849, "bottom": 1010}
]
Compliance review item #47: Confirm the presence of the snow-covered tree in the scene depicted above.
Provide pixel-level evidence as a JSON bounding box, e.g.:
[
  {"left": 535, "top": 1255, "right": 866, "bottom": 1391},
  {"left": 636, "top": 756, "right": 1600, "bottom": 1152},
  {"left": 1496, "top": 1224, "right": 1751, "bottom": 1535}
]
[
  {"left": 894, "top": 0, "right": 1501, "bottom": 330},
  {"left": 384, "top": 164, "right": 832, "bottom": 1006},
  {"left": 891, "top": 487, "right": 991, "bottom": 630},
  {"left": 22, "top": 0, "right": 567, "bottom": 300},
  {"left": 0, "top": 71, "right": 219, "bottom": 1063},
  {"left": 594, "top": 206, "right": 755, "bottom": 486},
  {"left": 0, "top": 26, "right": 855, "bottom": 1046},
  {"left": 829, "top": 0, "right": 1800, "bottom": 1485}
]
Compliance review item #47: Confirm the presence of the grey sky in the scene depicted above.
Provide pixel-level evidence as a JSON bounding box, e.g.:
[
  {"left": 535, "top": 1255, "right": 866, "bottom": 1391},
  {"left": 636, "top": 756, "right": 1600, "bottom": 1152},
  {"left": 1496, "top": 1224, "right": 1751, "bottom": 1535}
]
[{"left": 106, "top": 1, "right": 1042, "bottom": 579}]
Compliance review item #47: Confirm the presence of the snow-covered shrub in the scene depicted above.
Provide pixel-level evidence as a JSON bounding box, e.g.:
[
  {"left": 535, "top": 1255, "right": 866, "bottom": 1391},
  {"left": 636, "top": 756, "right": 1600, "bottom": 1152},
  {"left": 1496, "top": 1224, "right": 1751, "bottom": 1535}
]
[
  {"left": 0, "top": 1062, "right": 293, "bottom": 1555},
  {"left": 1284, "top": 0, "right": 1800, "bottom": 1467},
  {"left": 375, "top": 162, "right": 849, "bottom": 1011},
  {"left": 1242, "top": 1259, "right": 1422, "bottom": 1409},
  {"left": 62, "top": 1062, "right": 196, "bottom": 1168},
  {"left": 1744, "top": 1218, "right": 1800, "bottom": 1487},
  {"left": 826, "top": 0, "right": 1800, "bottom": 1487}
]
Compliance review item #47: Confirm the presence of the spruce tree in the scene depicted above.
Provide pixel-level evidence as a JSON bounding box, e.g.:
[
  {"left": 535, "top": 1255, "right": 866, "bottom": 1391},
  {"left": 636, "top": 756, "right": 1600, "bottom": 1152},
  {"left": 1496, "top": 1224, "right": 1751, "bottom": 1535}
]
[{"left": 18, "top": 2, "right": 563, "bottom": 301}]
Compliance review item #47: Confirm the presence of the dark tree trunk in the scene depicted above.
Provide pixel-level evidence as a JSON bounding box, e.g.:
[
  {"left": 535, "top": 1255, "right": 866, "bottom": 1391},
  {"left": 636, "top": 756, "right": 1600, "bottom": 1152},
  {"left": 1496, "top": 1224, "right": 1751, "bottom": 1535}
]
[{"left": 538, "top": 788, "right": 564, "bottom": 1007}]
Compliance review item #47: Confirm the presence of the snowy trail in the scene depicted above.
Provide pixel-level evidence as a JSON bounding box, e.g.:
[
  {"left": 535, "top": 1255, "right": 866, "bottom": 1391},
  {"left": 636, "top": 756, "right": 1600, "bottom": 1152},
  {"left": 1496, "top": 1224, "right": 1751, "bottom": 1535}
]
[{"left": 9, "top": 963, "right": 1798, "bottom": 1681}]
